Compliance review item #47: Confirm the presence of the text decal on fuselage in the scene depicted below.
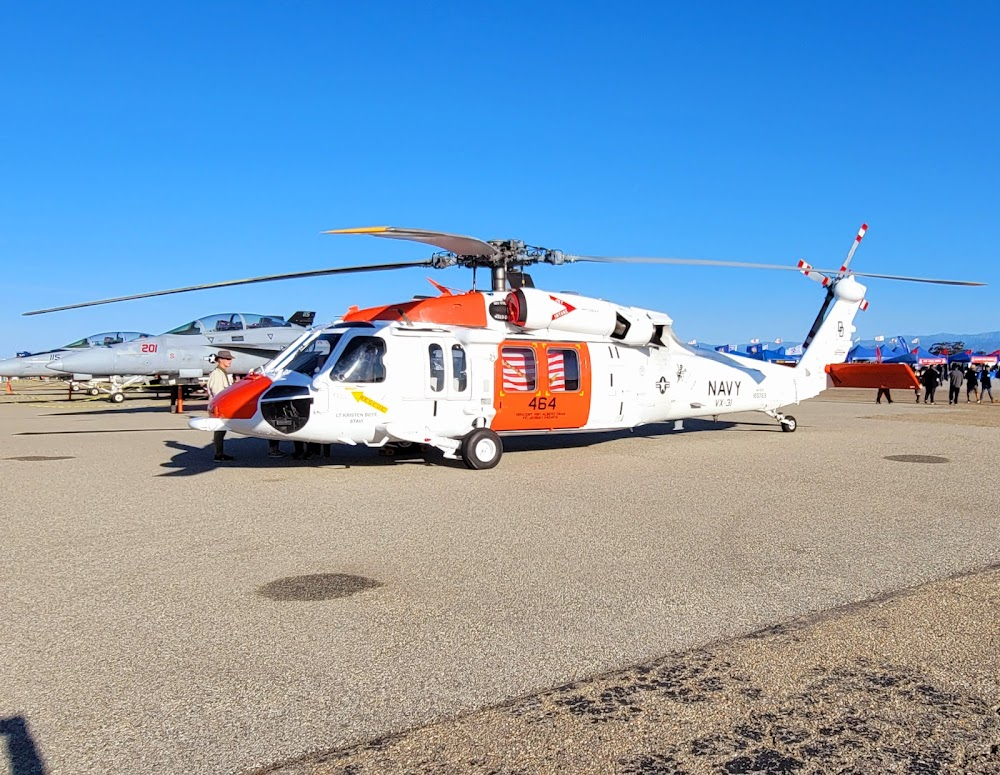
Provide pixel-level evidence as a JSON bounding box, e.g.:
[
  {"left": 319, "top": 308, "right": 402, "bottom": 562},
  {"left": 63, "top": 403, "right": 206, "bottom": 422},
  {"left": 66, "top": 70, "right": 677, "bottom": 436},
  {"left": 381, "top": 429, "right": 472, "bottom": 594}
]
[{"left": 708, "top": 380, "right": 740, "bottom": 396}]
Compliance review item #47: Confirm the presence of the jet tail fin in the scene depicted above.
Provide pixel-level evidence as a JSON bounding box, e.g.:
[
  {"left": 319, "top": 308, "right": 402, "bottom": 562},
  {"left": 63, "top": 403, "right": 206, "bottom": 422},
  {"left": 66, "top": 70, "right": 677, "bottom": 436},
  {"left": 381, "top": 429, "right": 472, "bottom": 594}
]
[{"left": 288, "top": 311, "right": 316, "bottom": 327}]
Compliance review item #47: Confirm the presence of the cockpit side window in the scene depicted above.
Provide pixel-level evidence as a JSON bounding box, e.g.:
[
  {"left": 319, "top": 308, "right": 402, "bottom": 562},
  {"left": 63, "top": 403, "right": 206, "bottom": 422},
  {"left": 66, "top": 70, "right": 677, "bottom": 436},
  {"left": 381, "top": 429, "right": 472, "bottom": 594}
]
[
  {"left": 245, "top": 314, "right": 290, "bottom": 329},
  {"left": 329, "top": 336, "right": 386, "bottom": 383},
  {"left": 452, "top": 345, "right": 468, "bottom": 392},
  {"left": 429, "top": 344, "right": 444, "bottom": 392}
]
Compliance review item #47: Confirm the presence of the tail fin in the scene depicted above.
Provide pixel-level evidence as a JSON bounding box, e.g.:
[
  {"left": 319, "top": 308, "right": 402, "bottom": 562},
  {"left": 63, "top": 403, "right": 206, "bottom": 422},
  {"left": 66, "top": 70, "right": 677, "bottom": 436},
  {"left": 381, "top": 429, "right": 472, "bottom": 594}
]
[
  {"left": 794, "top": 276, "right": 866, "bottom": 398},
  {"left": 288, "top": 311, "right": 316, "bottom": 327}
]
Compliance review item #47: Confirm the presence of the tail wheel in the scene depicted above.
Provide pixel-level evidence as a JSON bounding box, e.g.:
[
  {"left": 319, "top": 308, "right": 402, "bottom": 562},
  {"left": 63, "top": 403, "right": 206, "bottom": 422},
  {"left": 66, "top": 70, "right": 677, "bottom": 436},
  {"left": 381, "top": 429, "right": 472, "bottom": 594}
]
[
  {"left": 781, "top": 415, "right": 797, "bottom": 432},
  {"left": 461, "top": 428, "right": 503, "bottom": 470},
  {"left": 110, "top": 392, "right": 125, "bottom": 404}
]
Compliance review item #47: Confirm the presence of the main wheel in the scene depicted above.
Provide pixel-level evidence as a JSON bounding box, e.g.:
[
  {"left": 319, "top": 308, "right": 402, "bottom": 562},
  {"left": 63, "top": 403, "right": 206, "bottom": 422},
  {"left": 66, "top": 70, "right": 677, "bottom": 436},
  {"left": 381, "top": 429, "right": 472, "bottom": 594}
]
[
  {"left": 780, "top": 415, "right": 797, "bottom": 432},
  {"left": 461, "top": 428, "right": 503, "bottom": 470},
  {"left": 88, "top": 387, "right": 100, "bottom": 396},
  {"left": 110, "top": 392, "right": 125, "bottom": 404}
]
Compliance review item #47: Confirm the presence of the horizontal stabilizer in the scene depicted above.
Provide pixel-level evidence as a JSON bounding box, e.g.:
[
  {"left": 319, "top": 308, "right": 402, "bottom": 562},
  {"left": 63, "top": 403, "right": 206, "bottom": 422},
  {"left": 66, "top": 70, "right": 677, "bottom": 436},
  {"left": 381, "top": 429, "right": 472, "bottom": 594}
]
[{"left": 826, "top": 363, "right": 919, "bottom": 390}]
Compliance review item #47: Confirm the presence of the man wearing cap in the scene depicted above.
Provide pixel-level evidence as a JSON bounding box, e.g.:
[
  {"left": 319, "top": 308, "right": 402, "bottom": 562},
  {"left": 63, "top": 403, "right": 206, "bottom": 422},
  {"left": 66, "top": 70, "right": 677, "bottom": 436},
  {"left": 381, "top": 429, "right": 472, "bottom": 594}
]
[{"left": 207, "top": 351, "right": 236, "bottom": 462}]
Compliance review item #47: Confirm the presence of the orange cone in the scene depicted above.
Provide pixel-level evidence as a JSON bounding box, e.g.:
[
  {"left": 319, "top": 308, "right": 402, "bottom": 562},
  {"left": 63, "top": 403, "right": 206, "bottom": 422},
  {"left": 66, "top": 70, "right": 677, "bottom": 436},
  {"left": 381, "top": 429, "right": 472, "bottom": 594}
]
[{"left": 5, "top": 380, "right": 12, "bottom": 394}]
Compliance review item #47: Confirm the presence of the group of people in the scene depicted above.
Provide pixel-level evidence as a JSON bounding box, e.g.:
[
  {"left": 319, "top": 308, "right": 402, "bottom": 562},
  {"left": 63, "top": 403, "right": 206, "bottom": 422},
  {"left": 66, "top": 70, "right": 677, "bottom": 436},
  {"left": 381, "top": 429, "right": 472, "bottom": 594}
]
[{"left": 877, "top": 363, "right": 996, "bottom": 405}]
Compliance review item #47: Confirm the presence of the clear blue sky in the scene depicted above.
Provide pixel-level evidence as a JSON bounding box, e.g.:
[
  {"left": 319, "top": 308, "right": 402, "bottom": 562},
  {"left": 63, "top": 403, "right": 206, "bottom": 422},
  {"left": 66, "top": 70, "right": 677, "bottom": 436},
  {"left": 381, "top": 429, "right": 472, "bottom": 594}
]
[{"left": 2, "top": 2, "right": 997, "bottom": 354}]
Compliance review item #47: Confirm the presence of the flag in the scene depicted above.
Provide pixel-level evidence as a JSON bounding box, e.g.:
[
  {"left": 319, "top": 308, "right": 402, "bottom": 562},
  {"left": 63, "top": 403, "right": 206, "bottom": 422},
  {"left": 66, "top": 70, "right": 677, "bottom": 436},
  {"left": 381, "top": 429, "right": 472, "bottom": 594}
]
[
  {"left": 876, "top": 345, "right": 882, "bottom": 363},
  {"left": 874, "top": 335, "right": 885, "bottom": 342},
  {"left": 547, "top": 350, "right": 566, "bottom": 391},
  {"left": 913, "top": 338, "right": 920, "bottom": 344},
  {"left": 502, "top": 348, "right": 536, "bottom": 391},
  {"left": 774, "top": 338, "right": 782, "bottom": 344},
  {"left": 750, "top": 338, "right": 760, "bottom": 344},
  {"left": 786, "top": 345, "right": 803, "bottom": 355}
]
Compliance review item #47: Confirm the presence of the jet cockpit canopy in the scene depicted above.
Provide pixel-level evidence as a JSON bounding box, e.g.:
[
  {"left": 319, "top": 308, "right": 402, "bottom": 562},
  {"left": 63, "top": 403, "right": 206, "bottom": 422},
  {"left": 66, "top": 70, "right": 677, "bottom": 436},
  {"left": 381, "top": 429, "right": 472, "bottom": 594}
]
[
  {"left": 64, "top": 331, "right": 150, "bottom": 348},
  {"left": 163, "top": 313, "right": 291, "bottom": 335}
]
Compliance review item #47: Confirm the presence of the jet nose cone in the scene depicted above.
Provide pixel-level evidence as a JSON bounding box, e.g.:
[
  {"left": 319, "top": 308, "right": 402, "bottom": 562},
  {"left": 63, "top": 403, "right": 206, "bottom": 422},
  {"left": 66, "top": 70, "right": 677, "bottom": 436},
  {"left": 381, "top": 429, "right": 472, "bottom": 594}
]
[
  {"left": 49, "top": 349, "right": 115, "bottom": 375},
  {"left": 0, "top": 358, "right": 26, "bottom": 377}
]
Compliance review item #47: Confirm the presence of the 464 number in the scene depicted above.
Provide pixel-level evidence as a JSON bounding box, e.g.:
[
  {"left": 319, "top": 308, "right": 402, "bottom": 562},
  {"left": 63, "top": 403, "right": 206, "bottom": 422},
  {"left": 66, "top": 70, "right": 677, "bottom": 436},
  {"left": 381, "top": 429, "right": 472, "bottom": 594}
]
[{"left": 528, "top": 396, "right": 557, "bottom": 410}]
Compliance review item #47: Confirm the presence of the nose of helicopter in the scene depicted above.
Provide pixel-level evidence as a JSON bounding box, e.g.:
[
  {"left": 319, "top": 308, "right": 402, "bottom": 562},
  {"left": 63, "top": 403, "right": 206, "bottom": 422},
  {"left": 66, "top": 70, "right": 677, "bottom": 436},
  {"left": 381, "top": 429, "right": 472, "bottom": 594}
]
[
  {"left": 48, "top": 349, "right": 116, "bottom": 376},
  {"left": 208, "top": 374, "right": 273, "bottom": 419}
]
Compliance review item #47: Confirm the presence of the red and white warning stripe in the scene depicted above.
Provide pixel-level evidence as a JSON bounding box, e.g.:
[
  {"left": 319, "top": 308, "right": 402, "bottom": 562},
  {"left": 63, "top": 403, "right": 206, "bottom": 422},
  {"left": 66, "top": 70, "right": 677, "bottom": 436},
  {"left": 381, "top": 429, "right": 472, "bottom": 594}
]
[
  {"left": 797, "top": 259, "right": 831, "bottom": 286},
  {"left": 839, "top": 223, "right": 868, "bottom": 274}
]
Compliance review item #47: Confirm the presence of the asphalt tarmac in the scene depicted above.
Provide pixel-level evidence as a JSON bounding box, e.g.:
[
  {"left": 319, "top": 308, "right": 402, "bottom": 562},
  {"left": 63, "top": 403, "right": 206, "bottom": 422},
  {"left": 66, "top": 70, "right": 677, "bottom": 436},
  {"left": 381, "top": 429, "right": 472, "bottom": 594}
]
[{"left": 1, "top": 383, "right": 998, "bottom": 774}]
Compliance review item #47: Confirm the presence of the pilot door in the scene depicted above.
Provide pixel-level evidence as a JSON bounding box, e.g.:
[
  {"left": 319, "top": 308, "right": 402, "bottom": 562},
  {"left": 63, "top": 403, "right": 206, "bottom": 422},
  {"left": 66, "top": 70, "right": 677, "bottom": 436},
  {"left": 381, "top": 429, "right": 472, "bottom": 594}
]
[{"left": 492, "top": 342, "right": 591, "bottom": 431}]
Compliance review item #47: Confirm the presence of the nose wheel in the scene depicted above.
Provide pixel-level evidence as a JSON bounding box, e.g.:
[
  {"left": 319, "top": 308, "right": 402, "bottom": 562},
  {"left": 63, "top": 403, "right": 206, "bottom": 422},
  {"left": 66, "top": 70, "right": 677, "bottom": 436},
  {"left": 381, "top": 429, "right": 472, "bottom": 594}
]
[{"left": 764, "top": 409, "right": 797, "bottom": 432}]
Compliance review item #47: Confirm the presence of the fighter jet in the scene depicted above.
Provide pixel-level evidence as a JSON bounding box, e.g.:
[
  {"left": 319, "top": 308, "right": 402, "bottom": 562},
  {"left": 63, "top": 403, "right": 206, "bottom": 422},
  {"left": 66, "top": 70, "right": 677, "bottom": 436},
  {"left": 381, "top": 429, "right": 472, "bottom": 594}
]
[
  {"left": 0, "top": 331, "right": 151, "bottom": 382},
  {"left": 47, "top": 312, "right": 316, "bottom": 391}
]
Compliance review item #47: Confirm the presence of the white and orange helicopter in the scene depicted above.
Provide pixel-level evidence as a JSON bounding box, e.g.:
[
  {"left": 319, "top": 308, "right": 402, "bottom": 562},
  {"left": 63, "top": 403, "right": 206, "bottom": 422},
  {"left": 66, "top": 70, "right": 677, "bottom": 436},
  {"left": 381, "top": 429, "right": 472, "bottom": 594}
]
[{"left": 26, "top": 225, "right": 983, "bottom": 468}]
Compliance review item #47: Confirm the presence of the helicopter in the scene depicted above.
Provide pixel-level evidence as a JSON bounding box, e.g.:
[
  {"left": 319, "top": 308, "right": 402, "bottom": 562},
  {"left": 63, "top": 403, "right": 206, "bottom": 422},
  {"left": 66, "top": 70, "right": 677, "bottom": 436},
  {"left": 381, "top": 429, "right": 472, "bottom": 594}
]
[{"left": 25, "top": 225, "right": 983, "bottom": 467}]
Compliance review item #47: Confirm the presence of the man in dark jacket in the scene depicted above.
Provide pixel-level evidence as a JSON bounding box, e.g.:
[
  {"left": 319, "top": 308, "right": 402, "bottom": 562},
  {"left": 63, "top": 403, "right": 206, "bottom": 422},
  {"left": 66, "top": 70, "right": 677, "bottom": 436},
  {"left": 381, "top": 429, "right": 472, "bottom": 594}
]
[
  {"left": 948, "top": 364, "right": 964, "bottom": 404},
  {"left": 921, "top": 366, "right": 939, "bottom": 404}
]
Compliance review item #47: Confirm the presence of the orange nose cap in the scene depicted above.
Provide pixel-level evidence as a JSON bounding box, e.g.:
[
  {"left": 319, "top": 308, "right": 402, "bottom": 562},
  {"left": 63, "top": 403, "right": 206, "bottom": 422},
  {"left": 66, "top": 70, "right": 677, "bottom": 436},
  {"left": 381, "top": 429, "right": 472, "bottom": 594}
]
[{"left": 209, "top": 374, "right": 273, "bottom": 419}]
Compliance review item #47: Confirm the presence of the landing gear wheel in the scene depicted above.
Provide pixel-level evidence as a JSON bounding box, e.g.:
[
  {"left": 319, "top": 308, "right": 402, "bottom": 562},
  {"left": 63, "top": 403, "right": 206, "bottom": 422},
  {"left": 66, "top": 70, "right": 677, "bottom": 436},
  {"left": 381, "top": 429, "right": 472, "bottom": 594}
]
[
  {"left": 110, "top": 392, "right": 125, "bottom": 404},
  {"left": 780, "top": 415, "right": 797, "bottom": 432},
  {"left": 88, "top": 387, "right": 100, "bottom": 396},
  {"left": 461, "top": 428, "right": 503, "bottom": 470}
]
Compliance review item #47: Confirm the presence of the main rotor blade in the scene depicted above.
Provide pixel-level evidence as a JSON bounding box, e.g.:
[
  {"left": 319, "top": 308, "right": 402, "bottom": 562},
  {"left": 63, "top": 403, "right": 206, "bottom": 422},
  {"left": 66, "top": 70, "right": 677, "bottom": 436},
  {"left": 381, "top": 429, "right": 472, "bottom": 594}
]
[
  {"left": 566, "top": 256, "right": 985, "bottom": 287},
  {"left": 324, "top": 226, "right": 499, "bottom": 257},
  {"left": 23, "top": 259, "right": 435, "bottom": 316}
]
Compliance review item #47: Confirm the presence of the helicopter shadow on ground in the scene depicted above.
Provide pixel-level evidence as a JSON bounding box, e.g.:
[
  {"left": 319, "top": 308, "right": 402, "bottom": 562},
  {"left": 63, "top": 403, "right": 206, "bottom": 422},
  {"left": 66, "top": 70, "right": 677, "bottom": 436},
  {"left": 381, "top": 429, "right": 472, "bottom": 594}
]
[
  {"left": 157, "top": 419, "right": 784, "bottom": 476},
  {"left": 498, "top": 418, "right": 747, "bottom": 454},
  {"left": 0, "top": 715, "right": 47, "bottom": 775},
  {"left": 158, "top": 437, "right": 446, "bottom": 477}
]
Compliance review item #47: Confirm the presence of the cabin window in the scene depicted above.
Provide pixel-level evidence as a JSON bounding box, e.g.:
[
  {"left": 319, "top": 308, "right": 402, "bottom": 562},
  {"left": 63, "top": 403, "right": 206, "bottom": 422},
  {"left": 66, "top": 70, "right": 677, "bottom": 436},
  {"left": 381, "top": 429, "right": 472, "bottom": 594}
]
[
  {"left": 452, "top": 345, "right": 468, "bottom": 391},
  {"left": 428, "top": 344, "right": 445, "bottom": 392},
  {"left": 501, "top": 346, "right": 536, "bottom": 392},
  {"left": 330, "top": 336, "right": 386, "bottom": 383},
  {"left": 547, "top": 348, "right": 580, "bottom": 392}
]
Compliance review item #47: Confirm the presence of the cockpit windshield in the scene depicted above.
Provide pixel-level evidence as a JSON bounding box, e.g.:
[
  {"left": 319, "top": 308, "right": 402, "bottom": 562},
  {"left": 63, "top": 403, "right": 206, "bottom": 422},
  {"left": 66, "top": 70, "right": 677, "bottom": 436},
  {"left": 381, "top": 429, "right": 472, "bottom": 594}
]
[
  {"left": 329, "top": 336, "right": 386, "bottom": 383},
  {"left": 285, "top": 333, "right": 343, "bottom": 376},
  {"left": 163, "top": 320, "right": 204, "bottom": 336},
  {"left": 64, "top": 331, "right": 150, "bottom": 348}
]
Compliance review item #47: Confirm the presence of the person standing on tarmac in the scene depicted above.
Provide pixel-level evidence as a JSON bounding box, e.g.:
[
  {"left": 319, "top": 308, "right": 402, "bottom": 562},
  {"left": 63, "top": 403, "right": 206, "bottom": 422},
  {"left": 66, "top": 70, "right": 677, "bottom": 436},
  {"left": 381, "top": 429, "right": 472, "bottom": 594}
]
[
  {"left": 206, "top": 351, "right": 285, "bottom": 462},
  {"left": 979, "top": 367, "right": 994, "bottom": 403},
  {"left": 949, "top": 363, "right": 964, "bottom": 404},
  {"left": 207, "top": 351, "right": 235, "bottom": 462},
  {"left": 921, "top": 365, "right": 939, "bottom": 404},
  {"left": 965, "top": 366, "right": 979, "bottom": 403}
]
